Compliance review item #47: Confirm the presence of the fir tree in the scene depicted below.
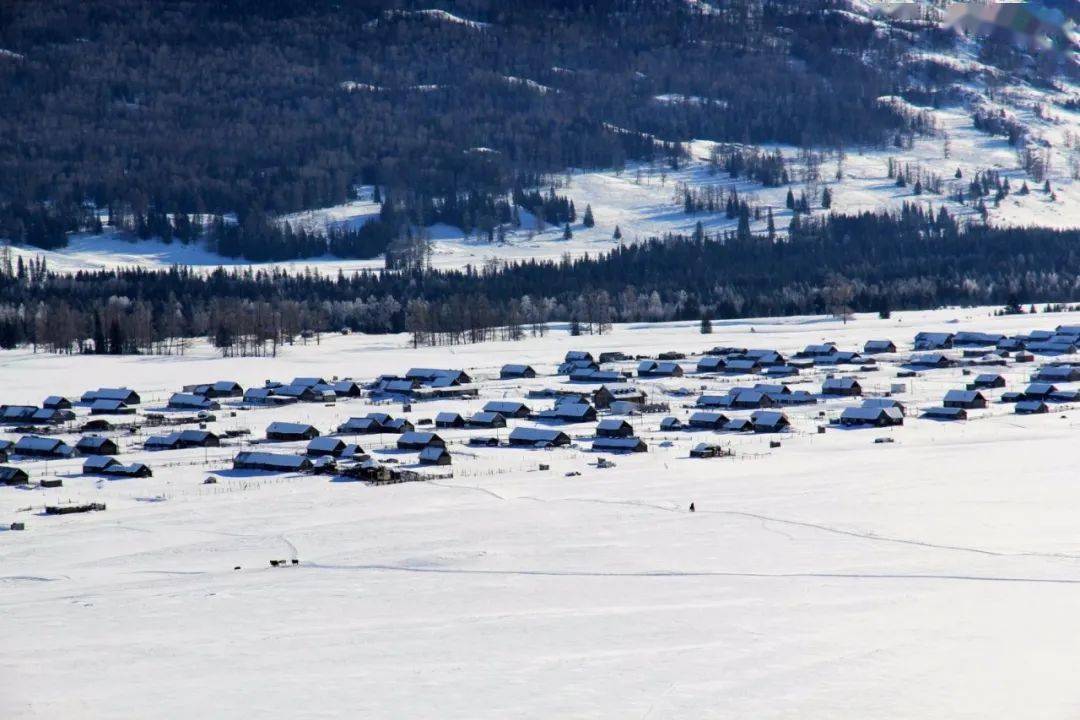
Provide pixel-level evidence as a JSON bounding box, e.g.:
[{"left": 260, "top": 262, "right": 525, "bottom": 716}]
[
  {"left": 582, "top": 204, "right": 594, "bottom": 228},
  {"left": 736, "top": 207, "right": 750, "bottom": 241},
  {"left": 563, "top": 223, "right": 572, "bottom": 240},
  {"left": 612, "top": 225, "right": 622, "bottom": 241},
  {"left": 785, "top": 188, "right": 795, "bottom": 210},
  {"left": 92, "top": 313, "right": 106, "bottom": 354},
  {"left": 700, "top": 314, "right": 712, "bottom": 334}
]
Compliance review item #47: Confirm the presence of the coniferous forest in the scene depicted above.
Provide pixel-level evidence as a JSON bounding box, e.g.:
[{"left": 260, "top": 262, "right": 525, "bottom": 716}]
[{"left": 0, "top": 0, "right": 945, "bottom": 259}]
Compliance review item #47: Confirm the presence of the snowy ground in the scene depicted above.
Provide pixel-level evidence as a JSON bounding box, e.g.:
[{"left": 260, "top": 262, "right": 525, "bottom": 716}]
[{"left": 6, "top": 305, "right": 1080, "bottom": 718}]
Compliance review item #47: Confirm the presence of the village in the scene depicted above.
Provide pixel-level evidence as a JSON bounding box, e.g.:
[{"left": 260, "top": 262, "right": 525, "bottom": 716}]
[{"left": 4, "top": 311, "right": 1080, "bottom": 520}]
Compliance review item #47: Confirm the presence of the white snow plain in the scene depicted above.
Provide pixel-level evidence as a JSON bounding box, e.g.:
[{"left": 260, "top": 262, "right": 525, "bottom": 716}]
[{"left": 6, "top": 305, "right": 1080, "bottom": 718}]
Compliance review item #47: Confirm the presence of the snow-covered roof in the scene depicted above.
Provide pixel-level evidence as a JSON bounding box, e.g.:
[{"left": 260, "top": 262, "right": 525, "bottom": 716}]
[{"left": 267, "top": 422, "right": 317, "bottom": 435}]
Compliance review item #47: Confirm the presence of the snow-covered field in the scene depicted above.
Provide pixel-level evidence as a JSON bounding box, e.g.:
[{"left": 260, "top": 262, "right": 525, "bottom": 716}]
[{"left": 6, "top": 305, "right": 1080, "bottom": 718}]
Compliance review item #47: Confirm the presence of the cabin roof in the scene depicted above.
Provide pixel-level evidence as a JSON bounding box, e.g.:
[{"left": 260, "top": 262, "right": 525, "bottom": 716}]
[{"left": 267, "top": 421, "right": 316, "bottom": 434}]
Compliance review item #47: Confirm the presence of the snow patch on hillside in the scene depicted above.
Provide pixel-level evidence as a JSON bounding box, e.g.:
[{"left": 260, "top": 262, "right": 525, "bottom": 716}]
[
  {"left": 653, "top": 93, "right": 727, "bottom": 108},
  {"left": 684, "top": 0, "right": 721, "bottom": 15},
  {"left": 367, "top": 8, "right": 490, "bottom": 30},
  {"left": 907, "top": 51, "right": 1001, "bottom": 77},
  {"left": 339, "top": 81, "right": 382, "bottom": 93},
  {"left": 503, "top": 76, "right": 556, "bottom": 94}
]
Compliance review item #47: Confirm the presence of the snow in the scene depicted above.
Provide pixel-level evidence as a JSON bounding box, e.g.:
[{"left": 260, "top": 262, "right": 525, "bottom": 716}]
[
  {"left": 0, "top": 48, "right": 24, "bottom": 60},
  {"left": 278, "top": 190, "right": 381, "bottom": 234},
  {"left": 653, "top": 93, "right": 726, "bottom": 108},
  {"left": 503, "top": 75, "right": 556, "bottom": 94},
  {"left": 411, "top": 9, "right": 489, "bottom": 29},
  {"left": 684, "top": 0, "right": 721, "bottom": 16},
  {"left": 339, "top": 81, "right": 382, "bottom": 92},
  {"left": 368, "top": 8, "right": 490, "bottom": 30},
  {"left": 334, "top": 83, "right": 440, "bottom": 94},
  {"left": 0, "top": 228, "right": 387, "bottom": 275},
  {"left": 7, "top": 305, "right": 1080, "bottom": 717},
  {"left": 907, "top": 50, "right": 1002, "bottom": 77}
]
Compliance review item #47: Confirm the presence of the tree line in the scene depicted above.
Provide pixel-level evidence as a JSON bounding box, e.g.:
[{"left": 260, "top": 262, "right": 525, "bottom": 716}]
[{"left": 2, "top": 206, "right": 1079, "bottom": 353}]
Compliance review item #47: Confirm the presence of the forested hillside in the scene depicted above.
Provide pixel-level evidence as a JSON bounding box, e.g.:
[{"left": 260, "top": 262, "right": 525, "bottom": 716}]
[{"left": 0, "top": 0, "right": 968, "bottom": 254}]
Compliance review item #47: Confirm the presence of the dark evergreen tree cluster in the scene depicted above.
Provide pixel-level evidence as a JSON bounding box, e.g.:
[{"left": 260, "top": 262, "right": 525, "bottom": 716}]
[
  {"left": 512, "top": 187, "right": 578, "bottom": 227},
  {"left": 972, "top": 107, "right": 1028, "bottom": 146},
  {"left": 710, "top": 146, "right": 789, "bottom": 186}
]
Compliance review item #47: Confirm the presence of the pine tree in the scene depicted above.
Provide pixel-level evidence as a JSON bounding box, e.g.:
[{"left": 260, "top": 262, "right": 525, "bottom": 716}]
[
  {"left": 612, "top": 225, "right": 622, "bottom": 241},
  {"left": 700, "top": 315, "right": 712, "bottom": 334},
  {"left": 876, "top": 295, "right": 891, "bottom": 319},
  {"left": 1020, "top": 182, "right": 1030, "bottom": 195},
  {"left": 582, "top": 204, "right": 594, "bottom": 228},
  {"left": 766, "top": 207, "right": 776, "bottom": 242},
  {"left": 736, "top": 207, "right": 750, "bottom": 241},
  {"left": 821, "top": 187, "right": 832, "bottom": 209},
  {"left": 563, "top": 223, "right": 572, "bottom": 240},
  {"left": 92, "top": 313, "right": 106, "bottom": 354},
  {"left": 108, "top": 318, "right": 125, "bottom": 355},
  {"left": 785, "top": 188, "right": 795, "bottom": 210},
  {"left": 913, "top": 179, "right": 922, "bottom": 195},
  {"left": 1044, "top": 180, "right": 1052, "bottom": 194},
  {"left": 955, "top": 167, "right": 962, "bottom": 179}
]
